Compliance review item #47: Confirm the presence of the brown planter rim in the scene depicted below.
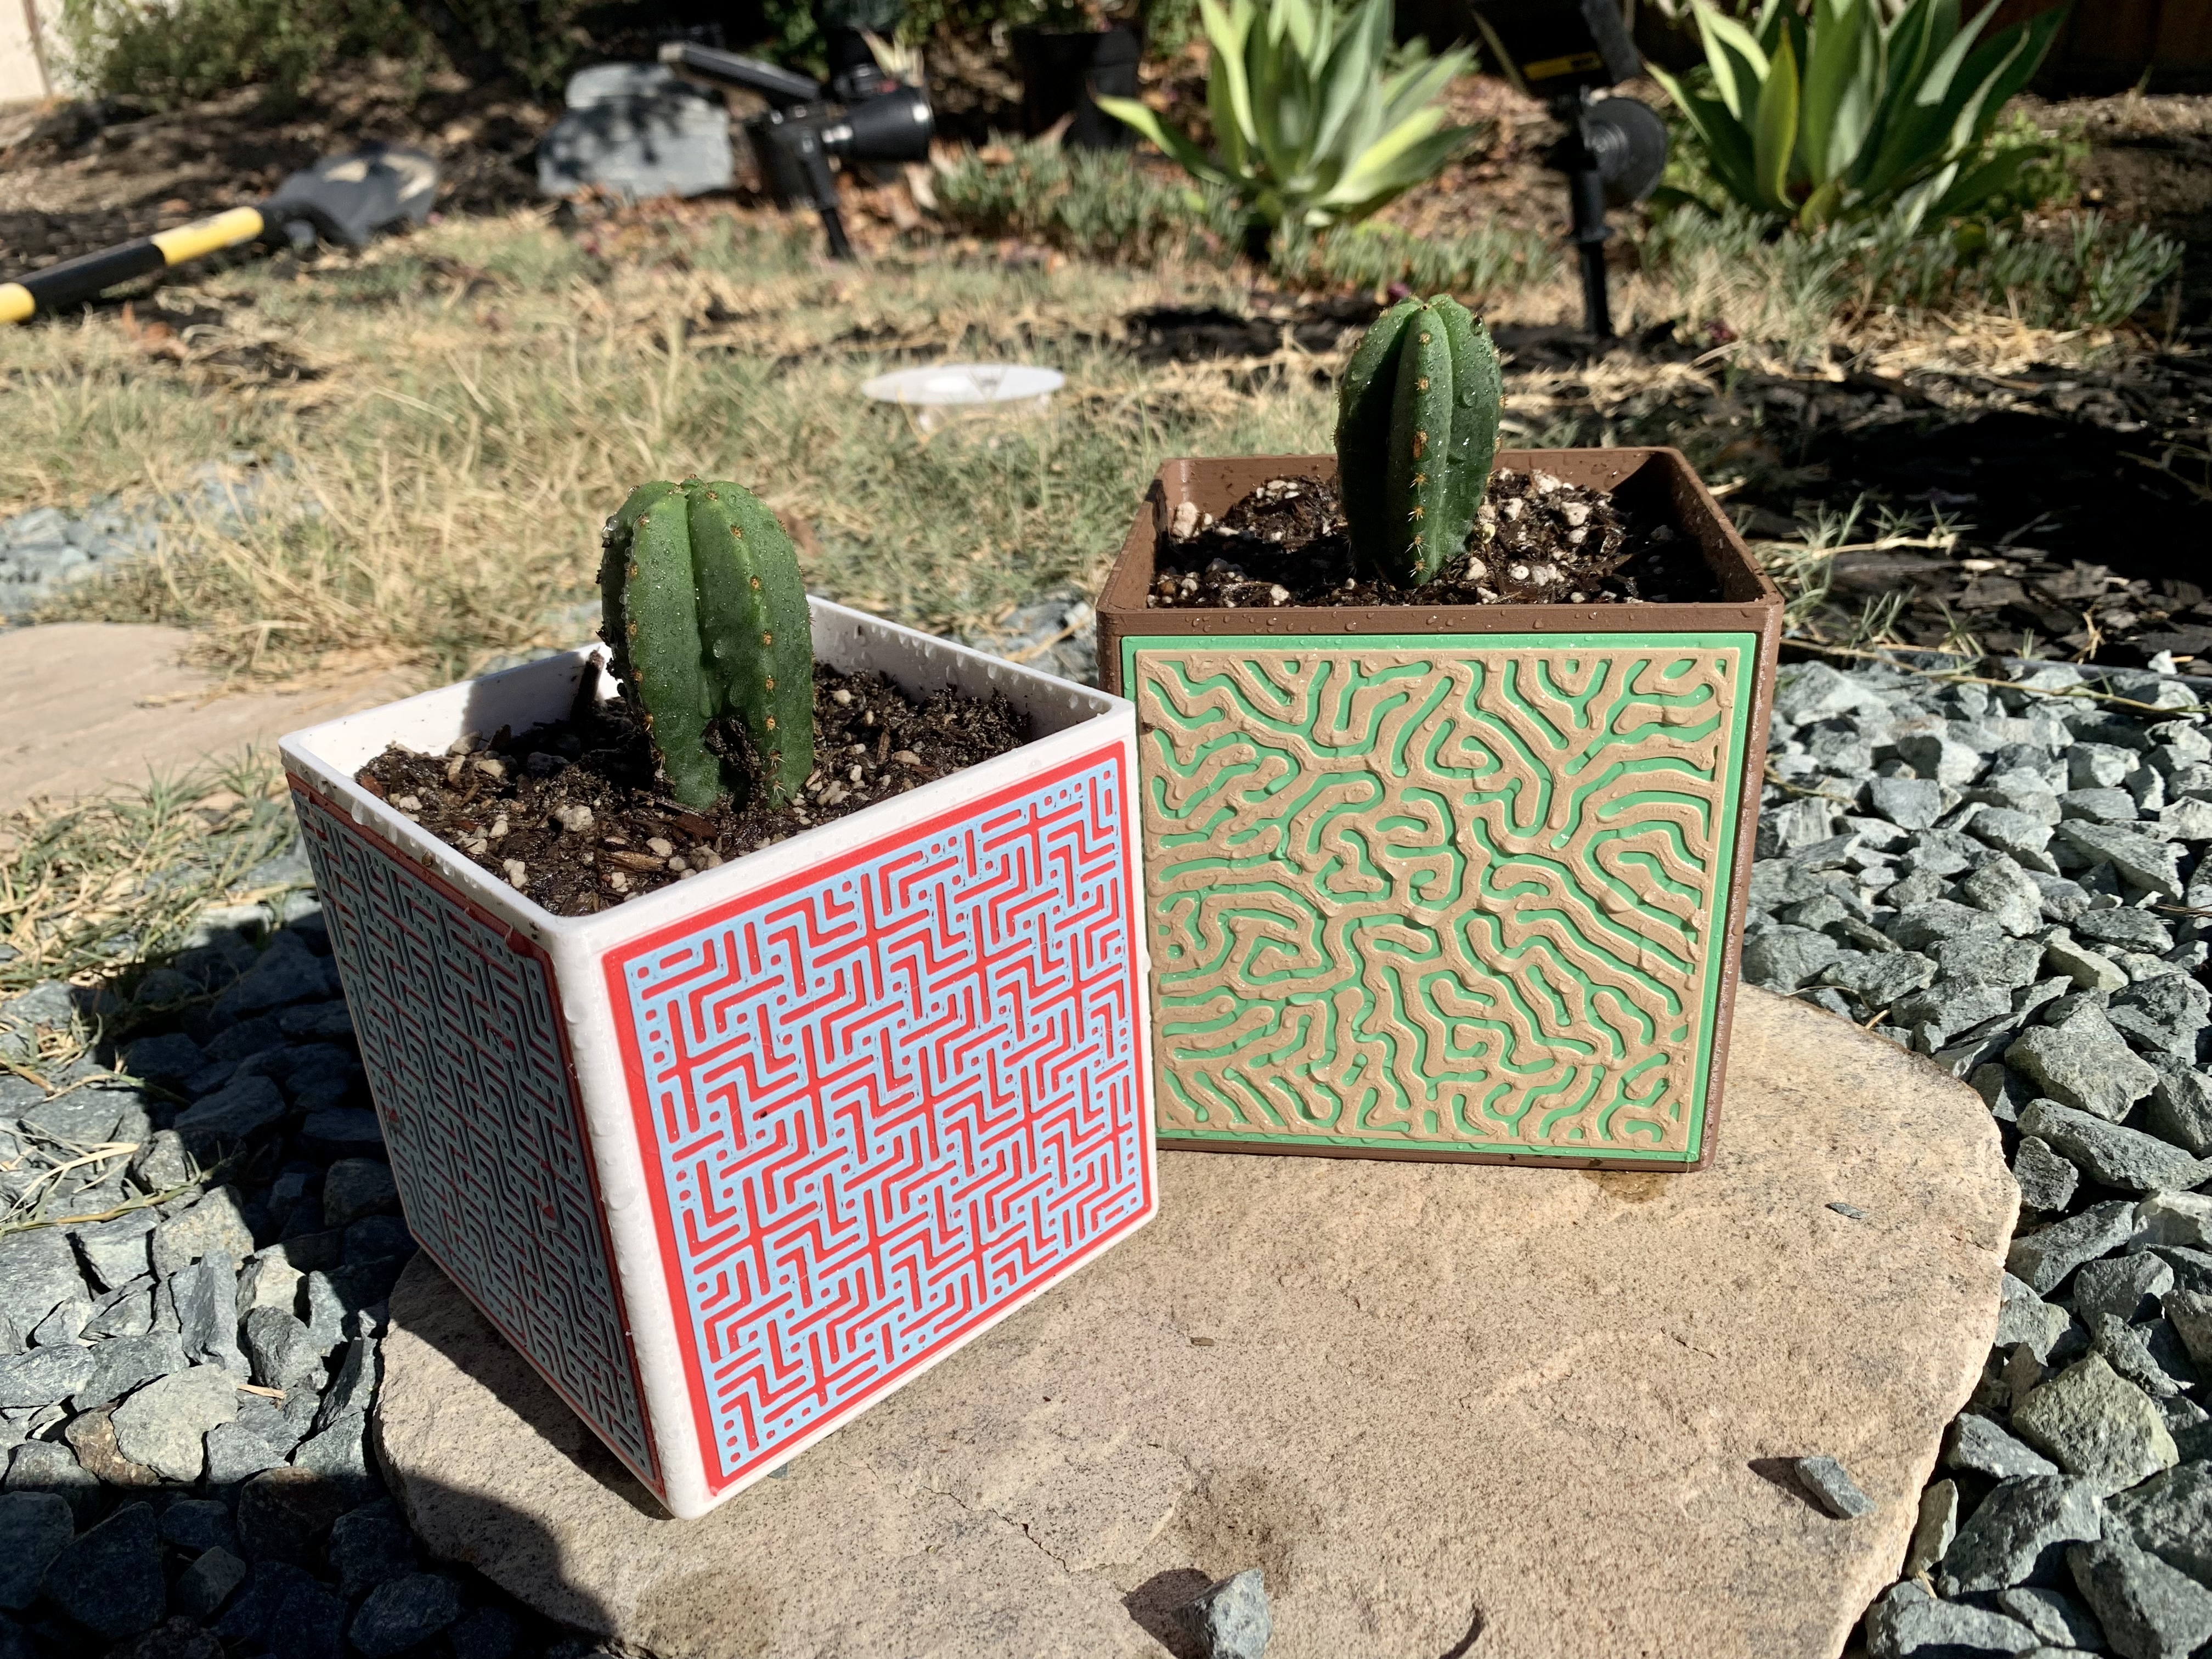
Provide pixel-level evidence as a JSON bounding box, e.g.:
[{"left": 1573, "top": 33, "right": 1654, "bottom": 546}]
[{"left": 1098, "top": 447, "right": 1784, "bottom": 1171}]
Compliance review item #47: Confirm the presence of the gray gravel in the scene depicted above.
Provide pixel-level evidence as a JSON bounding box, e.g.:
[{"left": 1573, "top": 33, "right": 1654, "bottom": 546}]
[
  {"left": 1796, "top": 1454, "right": 1877, "bottom": 1517},
  {"left": 1937, "top": 1474, "right": 2103, "bottom": 1595},
  {"left": 1947, "top": 1413, "right": 2062, "bottom": 1481},
  {"left": 0, "top": 455, "right": 308, "bottom": 624},
  {"left": 1866, "top": 1578, "right": 2039, "bottom": 1657},
  {"left": 1754, "top": 655, "right": 2212, "bottom": 1652},
  {"left": 0, "top": 893, "right": 587, "bottom": 1658},
  {"left": 2000, "top": 1585, "right": 2106, "bottom": 1651},
  {"left": 1186, "top": 1567, "right": 1272, "bottom": 1659},
  {"left": 2068, "top": 1537, "right": 2212, "bottom": 1659},
  {"left": 958, "top": 590, "right": 1101, "bottom": 686}
]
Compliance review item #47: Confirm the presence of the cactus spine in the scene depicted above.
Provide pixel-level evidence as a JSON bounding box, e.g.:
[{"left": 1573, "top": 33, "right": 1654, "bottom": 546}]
[
  {"left": 1334, "top": 294, "right": 1502, "bottom": 587},
  {"left": 599, "top": 477, "right": 814, "bottom": 811}
]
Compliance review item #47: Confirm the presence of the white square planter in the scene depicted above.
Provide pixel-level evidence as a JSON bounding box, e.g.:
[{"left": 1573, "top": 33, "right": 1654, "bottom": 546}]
[{"left": 280, "top": 598, "right": 1155, "bottom": 1519}]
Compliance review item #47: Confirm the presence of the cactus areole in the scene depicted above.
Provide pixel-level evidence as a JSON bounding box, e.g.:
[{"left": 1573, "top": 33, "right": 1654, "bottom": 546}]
[
  {"left": 1335, "top": 294, "right": 1503, "bottom": 588},
  {"left": 598, "top": 477, "right": 814, "bottom": 811}
]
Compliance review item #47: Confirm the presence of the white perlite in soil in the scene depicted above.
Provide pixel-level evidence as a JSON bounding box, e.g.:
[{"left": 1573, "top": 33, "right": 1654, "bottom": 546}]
[{"left": 1750, "top": 653, "right": 2212, "bottom": 1659}]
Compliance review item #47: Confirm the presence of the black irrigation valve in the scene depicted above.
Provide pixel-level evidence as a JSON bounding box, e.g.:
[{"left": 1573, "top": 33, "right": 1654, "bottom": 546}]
[
  {"left": 1465, "top": 0, "right": 1669, "bottom": 343},
  {"left": 658, "top": 42, "right": 934, "bottom": 263},
  {"left": 1545, "top": 90, "right": 1671, "bottom": 342}
]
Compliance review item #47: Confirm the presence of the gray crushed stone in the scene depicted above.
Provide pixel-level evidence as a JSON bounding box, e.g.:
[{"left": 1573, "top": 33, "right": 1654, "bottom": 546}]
[
  {"left": 1796, "top": 1454, "right": 1876, "bottom": 1517},
  {"left": 0, "top": 456, "right": 306, "bottom": 624},
  {"left": 1757, "top": 656, "right": 2212, "bottom": 1646},
  {"left": 1946, "top": 1413, "right": 2061, "bottom": 1481},
  {"left": 1865, "top": 1578, "right": 2038, "bottom": 1657},
  {"left": 1186, "top": 1567, "right": 1272, "bottom": 1659},
  {"left": 2068, "top": 1537, "right": 2212, "bottom": 1659}
]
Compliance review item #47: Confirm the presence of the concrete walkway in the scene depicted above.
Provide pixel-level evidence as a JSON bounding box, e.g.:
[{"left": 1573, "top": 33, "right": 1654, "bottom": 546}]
[
  {"left": 374, "top": 986, "right": 2017, "bottom": 1659},
  {"left": 0, "top": 624, "right": 413, "bottom": 811}
]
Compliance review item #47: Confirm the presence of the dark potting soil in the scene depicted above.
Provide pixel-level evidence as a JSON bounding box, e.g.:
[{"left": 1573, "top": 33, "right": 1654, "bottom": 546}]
[
  {"left": 357, "top": 665, "right": 1028, "bottom": 916},
  {"left": 1144, "top": 470, "right": 1720, "bottom": 610}
]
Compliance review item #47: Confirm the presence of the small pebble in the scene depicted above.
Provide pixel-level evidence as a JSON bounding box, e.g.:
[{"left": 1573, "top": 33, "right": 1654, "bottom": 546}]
[
  {"left": 1795, "top": 1455, "right": 1875, "bottom": 1519},
  {"left": 1186, "top": 1567, "right": 1271, "bottom": 1659}
]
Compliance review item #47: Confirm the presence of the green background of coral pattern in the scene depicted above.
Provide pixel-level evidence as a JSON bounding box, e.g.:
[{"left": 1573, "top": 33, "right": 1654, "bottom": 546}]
[{"left": 1124, "top": 632, "right": 1756, "bottom": 1163}]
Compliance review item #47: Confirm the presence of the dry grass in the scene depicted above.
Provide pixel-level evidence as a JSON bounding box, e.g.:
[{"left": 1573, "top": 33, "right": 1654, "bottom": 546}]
[
  {"left": 0, "top": 749, "right": 295, "bottom": 996},
  {"left": 1, "top": 210, "right": 1344, "bottom": 689},
  {"left": 0, "top": 190, "right": 2177, "bottom": 697}
]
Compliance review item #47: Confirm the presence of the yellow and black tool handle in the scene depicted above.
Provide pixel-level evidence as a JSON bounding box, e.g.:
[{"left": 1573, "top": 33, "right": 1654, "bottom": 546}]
[{"left": 0, "top": 207, "right": 267, "bottom": 326}]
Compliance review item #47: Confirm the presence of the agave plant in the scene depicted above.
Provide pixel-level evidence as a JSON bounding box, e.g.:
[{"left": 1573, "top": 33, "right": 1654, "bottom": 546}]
[
  {"left": 1648, "top": 0, "right": 2068, "bottom": 231},
  {"left": 1093, "top": 0, "right": 1477, "bottom": 250}
]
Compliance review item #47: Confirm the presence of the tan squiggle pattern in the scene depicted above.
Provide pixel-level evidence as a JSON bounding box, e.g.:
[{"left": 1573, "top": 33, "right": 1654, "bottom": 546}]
[{"left": 1132, "top": 642, "right": 1747, "bottom": 1158}]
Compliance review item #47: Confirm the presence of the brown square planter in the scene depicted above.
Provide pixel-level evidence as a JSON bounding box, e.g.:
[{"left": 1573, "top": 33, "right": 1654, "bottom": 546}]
[{"left": 1098, "top": 448, "right": 1782, "bottom": 1169}]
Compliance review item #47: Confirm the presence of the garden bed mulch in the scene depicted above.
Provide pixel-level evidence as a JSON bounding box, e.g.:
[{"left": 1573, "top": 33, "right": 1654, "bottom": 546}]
[{"left": 1451, "top": 326, "right": 2212, "bottom": 672}]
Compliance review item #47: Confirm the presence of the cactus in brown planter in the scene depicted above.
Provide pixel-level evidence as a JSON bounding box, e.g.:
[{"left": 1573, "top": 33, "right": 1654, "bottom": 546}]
[
  {"left": 599, "top": 477, "right": 814, "bottom": 810},
  {"left": 1334, "top": 293, "right": 1503, "bottom": 586}
]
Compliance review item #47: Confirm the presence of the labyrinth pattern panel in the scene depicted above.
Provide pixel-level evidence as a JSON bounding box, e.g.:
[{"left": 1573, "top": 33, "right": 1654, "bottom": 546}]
[
  {"left": 1126, "top": 635, "right": 1753, "bottom": 1162},
  {"left": 293, "top": 790, "right": 658, "bottom": 1485},
  {"left": 608, "top": 751, "right": 1149, "bottom": 1491}
]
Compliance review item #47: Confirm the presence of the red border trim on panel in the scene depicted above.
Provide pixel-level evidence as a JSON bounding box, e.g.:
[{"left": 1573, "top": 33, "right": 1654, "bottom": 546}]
[
  {"left": 601, "top": 743, "right": 1153, "bottom": 1496},
  {"left": 288, "top": 778, "right": 665, "bottom": 1498}
]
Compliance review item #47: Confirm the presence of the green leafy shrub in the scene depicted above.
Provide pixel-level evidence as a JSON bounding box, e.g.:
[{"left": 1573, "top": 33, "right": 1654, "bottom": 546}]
[
  {"left": 932, "top": 136, "right": 1236, "bottom": 258},
  {"left": 1648, "top": 0, "right": 2068, "bottom": 230},
  {"left": 60, "top": 0, "right": 428, "bottom": 105},
  {"left": 1289, "top": 221, "right": 1555, "bottom": 300},
  {"left": 1093, "top": 0, "right": 1477, "bottom": 252},
  {"left": 932, "top": 137, "right": 1555, "bottom": 303}
]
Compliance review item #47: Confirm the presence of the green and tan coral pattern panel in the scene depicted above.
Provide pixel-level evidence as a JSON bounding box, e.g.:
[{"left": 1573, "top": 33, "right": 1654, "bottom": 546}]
[{"left": 1125, "top": 634, "right": 1755, "bottom": 1163}]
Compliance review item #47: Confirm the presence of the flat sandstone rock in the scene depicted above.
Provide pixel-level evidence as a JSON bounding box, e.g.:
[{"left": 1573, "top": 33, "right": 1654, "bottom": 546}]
[
  {"left": 375, "top": 988, "right": 2017, "bottom": 1659},
  {"left": 0, "top": 623, "right": 413, "bottom": 810}
]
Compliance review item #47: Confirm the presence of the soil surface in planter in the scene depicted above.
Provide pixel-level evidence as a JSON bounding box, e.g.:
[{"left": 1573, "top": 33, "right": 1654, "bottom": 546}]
[
  {"left": 358, "top": 665, "right": 1027, "bottom": 916},
  {"left": 1145, "top": 470, "right": 1722, "bottom": 611}
]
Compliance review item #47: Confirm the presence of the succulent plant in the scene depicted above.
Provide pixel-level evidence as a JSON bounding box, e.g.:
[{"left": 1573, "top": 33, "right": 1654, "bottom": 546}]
[
  {"left": 1649, "top": 0, "right": 2067, "bottom": 231},
  {"left": 1334, "top": 294, "right": 1501, "bottom": 587},
  {"left": 1093, "top": 0, "right": 1478, "bottom": 251},
  {"left": 599, "top": 477, "right": 814, "bottom": 811}
]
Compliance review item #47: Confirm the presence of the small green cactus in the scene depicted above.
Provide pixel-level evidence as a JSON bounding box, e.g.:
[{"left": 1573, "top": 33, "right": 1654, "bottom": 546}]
[
  {"left": 599, "top": 477, "right": 814, "bottom": 811},
  {"left": 1335, "top": 294, "right": 1502, "bottom": 587}
]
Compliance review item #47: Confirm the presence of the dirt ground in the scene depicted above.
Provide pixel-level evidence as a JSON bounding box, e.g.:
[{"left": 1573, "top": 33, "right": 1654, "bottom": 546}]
[{"left": 3, "top": 57, "right": 2210, "bottom": 669}]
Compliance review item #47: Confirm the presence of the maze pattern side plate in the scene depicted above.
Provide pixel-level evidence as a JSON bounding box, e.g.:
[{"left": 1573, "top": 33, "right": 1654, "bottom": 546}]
[
  {"left": 606, "top": 747, "right": 1152, "bottom": 1494},
  {"left": 1125, "top": 634, "right": 1754, "bottom": 1164},
  {"left": 295, "top": 789, "right": 661, "bottom": 1488}
]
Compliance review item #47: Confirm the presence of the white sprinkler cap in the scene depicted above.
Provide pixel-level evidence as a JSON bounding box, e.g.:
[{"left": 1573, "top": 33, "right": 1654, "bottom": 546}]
[{"left": 860, "top": 363, "right": 1065, "bottom": 431}]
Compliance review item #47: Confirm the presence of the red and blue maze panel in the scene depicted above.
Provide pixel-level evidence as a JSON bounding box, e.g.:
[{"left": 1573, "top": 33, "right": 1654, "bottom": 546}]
[
  {"left": 294, "top": 788, "right": 658, "bottom": 1488},
  {"left": 608, "top": 750, "right": 1149, "bottom": 1492}
]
